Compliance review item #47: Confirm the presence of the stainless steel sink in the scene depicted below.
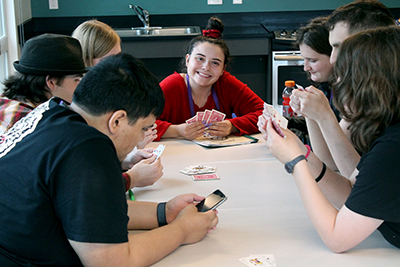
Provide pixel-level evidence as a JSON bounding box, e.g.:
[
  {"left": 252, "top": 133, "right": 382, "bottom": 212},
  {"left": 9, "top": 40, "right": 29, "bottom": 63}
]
[{"left": 115, "top": 26, "right": 201, "bottom": 37}]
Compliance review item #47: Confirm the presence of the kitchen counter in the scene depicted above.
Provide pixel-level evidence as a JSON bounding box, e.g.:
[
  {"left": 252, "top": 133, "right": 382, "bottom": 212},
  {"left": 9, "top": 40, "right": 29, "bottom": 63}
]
[{"left": 119, "top": 25, "right": 271, "bottom": 58}]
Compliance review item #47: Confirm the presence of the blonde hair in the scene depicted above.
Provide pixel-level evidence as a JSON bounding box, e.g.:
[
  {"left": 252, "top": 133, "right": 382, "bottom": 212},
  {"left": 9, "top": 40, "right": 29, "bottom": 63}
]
[{"left": 72, "top": 20, "right": 120, "bottom": 67}]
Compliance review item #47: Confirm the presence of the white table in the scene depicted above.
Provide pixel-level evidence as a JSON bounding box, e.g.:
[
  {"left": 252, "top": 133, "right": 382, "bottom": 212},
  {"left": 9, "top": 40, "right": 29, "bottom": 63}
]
[{"left": 132, "top": 134, "right": 400, "bottom": 266}]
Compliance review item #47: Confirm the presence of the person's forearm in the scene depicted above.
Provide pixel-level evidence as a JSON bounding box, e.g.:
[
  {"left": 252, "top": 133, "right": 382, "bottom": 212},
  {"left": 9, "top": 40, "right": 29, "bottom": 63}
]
[
  {"left": 162, "top": 125, "right": 181, "bottom": 138},
  {"left": 126, "top": 223, "right": 185, "bottom": 267},
  {"left": 73, "top": 222, "right": 186, "bottom": 267},
  {"left": 306, "top": 117, "right": 338, "bottom": 171},
  {"left": 317, "top": 115, "right": 360, "bottom": 178},
  {"left": 303, "top": 148, "right": 352, "bottom": 208},
  {"left": 291, "top": 161, "right": 351, "bottom": 252},
  {"left": 127, "top": 201, "right": 158, "bottom": 230}
]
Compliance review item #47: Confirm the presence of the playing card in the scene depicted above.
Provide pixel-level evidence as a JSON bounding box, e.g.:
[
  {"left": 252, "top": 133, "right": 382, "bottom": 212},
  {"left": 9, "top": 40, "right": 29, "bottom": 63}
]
[
  {"left": 296, "top": 83, "right": 304, "bottom": 91},
  {"left": 180, "top": 165, "right": 216, "bottom": 175},
  {"left": 203, "top": 110, "right": 212, "bottom": 123},
  {"left": 153, "top": 144, "right": 165, "bottom": 160},
  {"left": 207, "top": 109, "right": 226, "bottom": 123},
  {"left": 186, "top": 115, "right": 198, "bottom": 124},
  {"left": 197, "top": 111, "right": 205, "bottom": 122},
  {"left": 263, "top": 103, "right": 288, "bottom": 129},
  {"left": 271, "top": 118, "right": 286, "bottom": 138},
  {"left": 192, "top": 173, "right": 220, "bottom": 181},
  {"left": 239, "top": 254, "right": 276, "bottom": 267}
]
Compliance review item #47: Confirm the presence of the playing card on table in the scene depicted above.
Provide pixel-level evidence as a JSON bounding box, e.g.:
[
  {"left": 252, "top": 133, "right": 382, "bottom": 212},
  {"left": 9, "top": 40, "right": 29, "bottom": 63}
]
[
  {"left": 207, "top": 109, "right": 226, "bottom": 123},
  {"left": 186, "top": 115, "right": 198, "bottom": 124},
  {"left": 239, "top": 254, "right": 276, "bottom": 267},
  {"left": 153, "top": 144, "right": 165, "bottom": 160},
  {"left": 180, "top": 165, "right": 216, "bottom": 175},
  {"left": 263, "top": 103, "right": 288, "bottom": 129},
  {"left": 192, "top": 173, "right": 220, "bottom": 181}
]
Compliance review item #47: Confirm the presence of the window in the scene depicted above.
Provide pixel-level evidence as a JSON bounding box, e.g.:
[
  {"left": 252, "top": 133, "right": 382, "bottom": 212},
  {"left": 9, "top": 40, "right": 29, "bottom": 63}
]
[
  {"left": 0, "top": 0, "right": 18, "bottom": 94},
  {"left": 0, "top": 0, "right": 8, "bottom": 87}
]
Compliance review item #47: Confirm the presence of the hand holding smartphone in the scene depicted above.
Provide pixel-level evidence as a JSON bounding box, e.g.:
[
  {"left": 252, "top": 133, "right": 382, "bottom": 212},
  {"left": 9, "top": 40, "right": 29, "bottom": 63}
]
[{"left": 196, "top": 189, "right": 227, "bottom": 212}]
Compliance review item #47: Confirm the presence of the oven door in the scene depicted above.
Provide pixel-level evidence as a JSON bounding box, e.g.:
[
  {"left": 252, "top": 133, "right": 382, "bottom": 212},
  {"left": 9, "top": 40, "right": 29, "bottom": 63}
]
[{"left": 272, "top": 51, "right": 309, "bottom": 111}]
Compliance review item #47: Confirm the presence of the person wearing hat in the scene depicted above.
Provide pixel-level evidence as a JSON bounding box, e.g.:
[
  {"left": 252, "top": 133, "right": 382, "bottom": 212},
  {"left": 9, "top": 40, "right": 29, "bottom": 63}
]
[
  {"left": 0, "top": 33, "right": 163, "bottom": 194},
  {"left": 0, "top": 33, "right": 87, "bottom": 134}
]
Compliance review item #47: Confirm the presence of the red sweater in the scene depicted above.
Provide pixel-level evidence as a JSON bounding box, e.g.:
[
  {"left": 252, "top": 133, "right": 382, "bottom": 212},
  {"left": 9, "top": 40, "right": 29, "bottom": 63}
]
[{"left": 155, "top": 71, "right": 264, "bottom": 140}]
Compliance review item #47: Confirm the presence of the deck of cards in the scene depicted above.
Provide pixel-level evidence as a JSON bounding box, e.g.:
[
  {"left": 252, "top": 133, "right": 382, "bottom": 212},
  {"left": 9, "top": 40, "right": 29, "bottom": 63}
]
[
  {"left": 260, "top": 103, "right": 288, "bottom": 138},
  {"left": 180, "top": 165, "right": 216, "bottom": 175},
  {"left": 239, "top": 254, "right": 276, "bottom": 267},
  {"left": 179, "top": 165, "right": 220, "bottom": 181}
]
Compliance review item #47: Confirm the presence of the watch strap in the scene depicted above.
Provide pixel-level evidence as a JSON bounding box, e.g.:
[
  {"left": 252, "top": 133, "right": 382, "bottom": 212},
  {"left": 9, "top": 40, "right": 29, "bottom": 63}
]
[
  {"left": 284, "top": 155, "right": 307, "bottom": 174},
  {"left": 157, "top": 202, "right": 167, "bottom": 227}
]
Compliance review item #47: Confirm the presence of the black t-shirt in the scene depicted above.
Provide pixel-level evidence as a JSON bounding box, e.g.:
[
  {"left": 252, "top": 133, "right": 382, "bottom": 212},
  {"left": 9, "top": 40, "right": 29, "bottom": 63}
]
[
  {"left": 0, "top": 99, "right": 129, "bottom": 266},
  {"left": 345, "top": 122, "right": 400, "bottom": 248}
]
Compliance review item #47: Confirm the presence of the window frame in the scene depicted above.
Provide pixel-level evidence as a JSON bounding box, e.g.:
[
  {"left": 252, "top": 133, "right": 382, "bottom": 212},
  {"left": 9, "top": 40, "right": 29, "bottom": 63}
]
[{"left": 0, "top": 0, "right": 19, "bottom": 92}]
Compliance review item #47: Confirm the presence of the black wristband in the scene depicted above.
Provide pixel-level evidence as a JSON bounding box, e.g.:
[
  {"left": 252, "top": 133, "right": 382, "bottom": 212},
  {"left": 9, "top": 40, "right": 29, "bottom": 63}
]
[
  {"left": 157, "top": 202, "right": 167, "bottom": 227},
  {"left": 315, "top": 162, "right": 327, "bottom": 183}
]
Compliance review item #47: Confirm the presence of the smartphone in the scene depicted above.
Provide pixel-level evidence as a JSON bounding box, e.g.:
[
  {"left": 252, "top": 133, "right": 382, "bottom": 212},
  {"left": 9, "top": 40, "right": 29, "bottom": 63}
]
[{"left": 196, "top": 189, "right": 227, "bottom": 212}]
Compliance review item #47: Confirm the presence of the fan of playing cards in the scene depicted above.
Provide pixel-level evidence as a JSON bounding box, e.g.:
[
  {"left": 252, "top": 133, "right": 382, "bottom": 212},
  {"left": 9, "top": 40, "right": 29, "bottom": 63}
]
[
  {"left": 186, "top": 109, "right": 226, "bottom": 138},
  {"left": 259, "top": 103, "right": 288, "bottom": 138}
]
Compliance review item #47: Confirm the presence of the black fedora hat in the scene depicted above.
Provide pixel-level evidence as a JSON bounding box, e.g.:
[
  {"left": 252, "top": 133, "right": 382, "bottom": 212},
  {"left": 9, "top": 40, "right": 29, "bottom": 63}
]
[{"left": 13, "top": 33, "right": 87, "bottom": 76}]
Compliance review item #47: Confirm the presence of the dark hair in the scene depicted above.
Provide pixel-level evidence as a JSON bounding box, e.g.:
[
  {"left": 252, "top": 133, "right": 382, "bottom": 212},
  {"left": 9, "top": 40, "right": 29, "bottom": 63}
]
[
  {"left": 2, "top": 73, "right": 64, "bottom": 104},
  {"left": 327, "top": 0, "right": 395, "bottom": 35},
  {"left": 180, "top": 17, "right": 231, "bottom": 71},
  {"left": 333, "top": 26, "right": 400, "bottom": 153},
  {"left": 73, "top": 53, "right": 165, "bottom": 125},
  {"left": 295, "top": 16, "right": 332, "bottom": 57}
]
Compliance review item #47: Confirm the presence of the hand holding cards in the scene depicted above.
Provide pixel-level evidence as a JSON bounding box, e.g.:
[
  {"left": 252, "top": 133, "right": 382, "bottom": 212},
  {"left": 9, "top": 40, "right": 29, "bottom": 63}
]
[
  {"left": 153, "top": 144, "right": 165, "bottom": 160},
  {"left": 260, "top": 103, "right": 288, "bottom": 138},
  {"left": 186, "top": 109, "right": 226, "bottom": 125},
  {"left": 186, "top": 109, "right": 226, "bottom": 139}
]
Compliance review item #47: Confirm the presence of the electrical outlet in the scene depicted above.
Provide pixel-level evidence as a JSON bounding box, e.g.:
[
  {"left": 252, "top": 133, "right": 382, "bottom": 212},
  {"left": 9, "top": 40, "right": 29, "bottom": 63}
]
[
  {"left": 233, "top": 0, "right": 242, "bottom": 4},
  {"left": 208, "top": 0, "right": 223, "bottom": 5},
  {"left": 49, "top": 0, "right": 59, "bottom": 9}
]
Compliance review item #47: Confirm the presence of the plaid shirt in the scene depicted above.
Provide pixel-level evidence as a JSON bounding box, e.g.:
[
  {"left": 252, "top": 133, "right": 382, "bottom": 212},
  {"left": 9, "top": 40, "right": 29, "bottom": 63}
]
[{"left": 0, "top": 97, "right": 35, "bottom": 135}]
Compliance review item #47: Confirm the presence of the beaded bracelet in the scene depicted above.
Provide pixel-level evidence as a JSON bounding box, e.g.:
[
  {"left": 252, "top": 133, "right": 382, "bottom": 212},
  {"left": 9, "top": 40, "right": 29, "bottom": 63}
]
[{"left": 304, "top": 144, "right": 311, "bottom": 159}]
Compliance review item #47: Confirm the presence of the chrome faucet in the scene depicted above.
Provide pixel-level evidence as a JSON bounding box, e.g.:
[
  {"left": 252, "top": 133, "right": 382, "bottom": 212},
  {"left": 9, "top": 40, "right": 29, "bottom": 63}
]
[{"left": 129, "top": 4, "right": 150, "bottom": 29}]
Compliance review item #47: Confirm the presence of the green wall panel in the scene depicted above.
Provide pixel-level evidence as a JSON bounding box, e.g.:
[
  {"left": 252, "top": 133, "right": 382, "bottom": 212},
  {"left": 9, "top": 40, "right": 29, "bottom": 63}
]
[{"left": 31, "top": 0, "right": 400, "bottom": 18}]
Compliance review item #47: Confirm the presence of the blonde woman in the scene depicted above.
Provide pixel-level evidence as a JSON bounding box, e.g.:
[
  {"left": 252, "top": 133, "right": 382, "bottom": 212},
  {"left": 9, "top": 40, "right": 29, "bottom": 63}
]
[{"left": 72, "top": 19, "right": 121, "bottom": 67}]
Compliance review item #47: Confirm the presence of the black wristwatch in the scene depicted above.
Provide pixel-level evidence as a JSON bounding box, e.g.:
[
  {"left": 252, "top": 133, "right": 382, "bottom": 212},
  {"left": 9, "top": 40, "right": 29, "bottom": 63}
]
[{"left": 284, "top": 155, "right": 307, "bottom": 174}]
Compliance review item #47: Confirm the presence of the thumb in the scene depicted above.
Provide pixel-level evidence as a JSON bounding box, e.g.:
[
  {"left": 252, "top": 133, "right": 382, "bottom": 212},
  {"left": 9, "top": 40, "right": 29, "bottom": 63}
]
[{"left": 143, "top": 153, "right": 157, "bottom": 164}]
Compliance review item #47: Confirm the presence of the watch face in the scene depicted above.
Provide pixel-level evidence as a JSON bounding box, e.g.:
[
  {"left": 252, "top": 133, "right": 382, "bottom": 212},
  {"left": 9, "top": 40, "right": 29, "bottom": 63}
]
[{"left": 284, "top": 163, "right": 293, "bottom": 173}]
